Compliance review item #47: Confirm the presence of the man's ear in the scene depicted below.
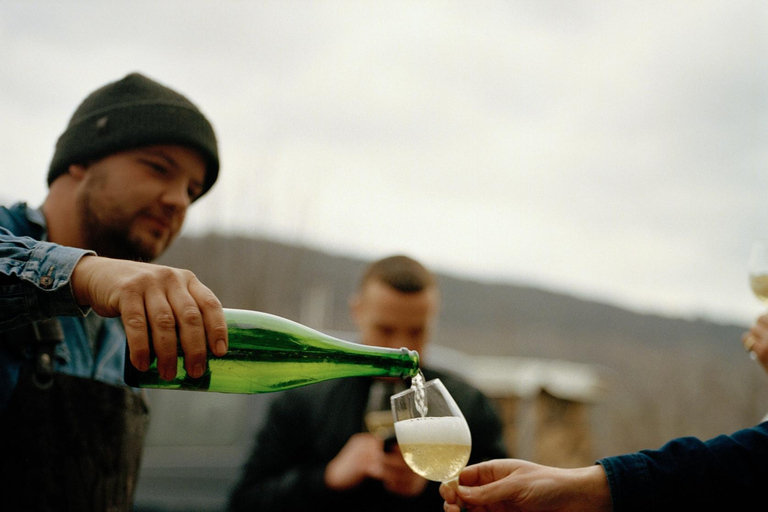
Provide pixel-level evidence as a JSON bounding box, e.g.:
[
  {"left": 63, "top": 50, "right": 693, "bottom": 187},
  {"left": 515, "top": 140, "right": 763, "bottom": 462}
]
[{"left": 68, "top": 163, "right": 88, "bottom": 180}]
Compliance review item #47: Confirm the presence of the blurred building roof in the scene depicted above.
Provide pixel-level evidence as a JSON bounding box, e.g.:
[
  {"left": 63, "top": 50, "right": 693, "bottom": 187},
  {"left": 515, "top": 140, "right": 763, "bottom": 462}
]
[{"left": 427, "top": 345, "right": 613, "bottom": 403}]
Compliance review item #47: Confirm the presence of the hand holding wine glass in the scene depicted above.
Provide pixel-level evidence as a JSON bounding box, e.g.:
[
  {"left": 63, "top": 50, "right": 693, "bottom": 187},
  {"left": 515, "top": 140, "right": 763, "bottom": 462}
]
[
  {"left": 746, "top": 240, "right": 768, "bottom": 360},
  {"left": 390, "top": 376, "right": 472, "bottom": 504}
]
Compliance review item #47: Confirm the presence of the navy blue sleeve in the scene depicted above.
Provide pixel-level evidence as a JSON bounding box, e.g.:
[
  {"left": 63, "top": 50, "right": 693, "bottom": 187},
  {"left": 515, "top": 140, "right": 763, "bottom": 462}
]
[{"left": 598, "top": 421, "right": 768, "bottom": 511}]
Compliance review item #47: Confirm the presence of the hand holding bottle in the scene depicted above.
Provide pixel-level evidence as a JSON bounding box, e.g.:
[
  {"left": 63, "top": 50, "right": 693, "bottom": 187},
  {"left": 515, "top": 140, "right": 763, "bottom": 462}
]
[{"left": 71, "top": 254, "right": 228, "bottom": 380}]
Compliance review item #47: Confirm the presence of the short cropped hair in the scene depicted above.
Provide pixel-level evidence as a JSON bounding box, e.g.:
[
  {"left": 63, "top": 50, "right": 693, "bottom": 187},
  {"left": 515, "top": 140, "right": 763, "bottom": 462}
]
[{"left": 359, "top": 255, "right": 437, "bottom": 294}]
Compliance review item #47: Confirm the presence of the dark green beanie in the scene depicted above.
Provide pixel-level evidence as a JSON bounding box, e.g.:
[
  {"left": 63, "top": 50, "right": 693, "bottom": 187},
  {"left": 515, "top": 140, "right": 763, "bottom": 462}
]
[{"left": 48, "top": 72, "right": 219, "bottom": 197}]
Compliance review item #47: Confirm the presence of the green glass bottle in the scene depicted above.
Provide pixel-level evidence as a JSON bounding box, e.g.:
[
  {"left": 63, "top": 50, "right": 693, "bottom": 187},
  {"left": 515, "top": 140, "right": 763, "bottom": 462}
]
[{"left": 123, "top": 308, "right": 420, "bottom": 393}]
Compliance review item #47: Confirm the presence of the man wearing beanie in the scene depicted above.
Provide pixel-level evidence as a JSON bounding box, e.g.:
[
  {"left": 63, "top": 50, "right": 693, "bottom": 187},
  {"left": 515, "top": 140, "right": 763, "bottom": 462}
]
[{"left": 0, "top": 72, "right": 228, "bottom": 511}]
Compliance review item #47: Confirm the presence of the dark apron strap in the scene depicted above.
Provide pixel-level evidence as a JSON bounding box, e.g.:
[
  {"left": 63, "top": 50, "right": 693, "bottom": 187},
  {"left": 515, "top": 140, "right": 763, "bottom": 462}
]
[
  {"left": 0, "top": 322, "right": 149, "bottom": 512},
  {"left": 31, "top": 317, "right": 63, "bottom": 389},
  {"left": 0, "top": 318, "right": 62, "bottom": 385}
]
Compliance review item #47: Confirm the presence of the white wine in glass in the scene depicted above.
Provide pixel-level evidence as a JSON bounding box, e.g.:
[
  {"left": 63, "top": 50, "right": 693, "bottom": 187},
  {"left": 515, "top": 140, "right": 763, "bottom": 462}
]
[
  {"left": 749, "top": 240, "right": 768, "bottom": 304},
  {"left": 390, "top": 377, "right": 471, "bottom": 487}
]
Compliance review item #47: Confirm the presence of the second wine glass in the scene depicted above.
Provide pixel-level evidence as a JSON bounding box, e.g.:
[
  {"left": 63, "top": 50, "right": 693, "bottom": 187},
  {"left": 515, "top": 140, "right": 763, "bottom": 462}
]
[{"left": 749, "top": 239, "right": 768, "bottom": 304}]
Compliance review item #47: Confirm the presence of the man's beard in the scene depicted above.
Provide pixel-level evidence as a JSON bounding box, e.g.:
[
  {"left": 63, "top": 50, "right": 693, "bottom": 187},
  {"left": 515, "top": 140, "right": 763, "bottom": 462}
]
[
  {"left": 79, "top": 194, "right": 161, "bottom": 262},
  {"left": 84, "top": 224, "right": 155, "bottom": 262}
]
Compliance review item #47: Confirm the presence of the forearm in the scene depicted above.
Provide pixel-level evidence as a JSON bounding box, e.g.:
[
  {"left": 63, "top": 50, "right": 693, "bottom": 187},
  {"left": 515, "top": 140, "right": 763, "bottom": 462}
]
[{"left": 599, "top": 422, "right": 768, "bottom": 511}]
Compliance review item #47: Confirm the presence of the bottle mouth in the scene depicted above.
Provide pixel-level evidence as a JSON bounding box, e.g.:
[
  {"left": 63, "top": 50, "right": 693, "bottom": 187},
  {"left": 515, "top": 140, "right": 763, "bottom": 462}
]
[{"left": 399, "top": 347, "right": 420, "bottom": 375}]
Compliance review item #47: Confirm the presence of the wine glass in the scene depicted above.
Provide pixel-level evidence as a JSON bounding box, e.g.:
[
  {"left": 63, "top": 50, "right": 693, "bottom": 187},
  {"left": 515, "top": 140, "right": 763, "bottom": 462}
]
[
  {"left": 747, "top": 239, "right": 768, "bottom": 358},
  {"left": 390, "top": 377, "right": 472, "bottom": 494},
  {"left": 749, "top": 239, "right": 768, "bottom": 304}
]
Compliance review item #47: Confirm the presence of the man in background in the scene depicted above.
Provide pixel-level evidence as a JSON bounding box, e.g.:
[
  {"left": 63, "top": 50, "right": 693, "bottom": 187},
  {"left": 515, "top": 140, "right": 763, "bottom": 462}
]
[
  {"left": 0, "top": 72, "right": 228, "bottom": 511},
  {"left": 228, "top": 254, "right": 508, "bottom": 511}
]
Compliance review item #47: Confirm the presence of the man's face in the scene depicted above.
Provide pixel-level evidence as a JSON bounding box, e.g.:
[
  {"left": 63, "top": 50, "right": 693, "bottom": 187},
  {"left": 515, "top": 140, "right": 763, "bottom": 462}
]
[
  {"left": 75, "top": 145, "right": 206, "bottom": 261},
  {"left": 351, "top": 279, "right": 439, "bottom": 356}
]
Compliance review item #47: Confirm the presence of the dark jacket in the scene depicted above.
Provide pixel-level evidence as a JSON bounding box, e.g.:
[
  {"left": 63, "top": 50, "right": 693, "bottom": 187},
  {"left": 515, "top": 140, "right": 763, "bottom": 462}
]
[
  {"left": 228, "top": 367, "right": 509, "bottom": 512},
  {"left": 599, "top": 421, "right": 768, "bottom": 511}
]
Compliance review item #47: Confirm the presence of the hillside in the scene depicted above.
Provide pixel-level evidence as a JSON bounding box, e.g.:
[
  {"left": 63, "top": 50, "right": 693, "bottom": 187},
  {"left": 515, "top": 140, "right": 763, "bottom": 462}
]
[{"left": 157, "top": 233, "right": 768, "bottom": 457}]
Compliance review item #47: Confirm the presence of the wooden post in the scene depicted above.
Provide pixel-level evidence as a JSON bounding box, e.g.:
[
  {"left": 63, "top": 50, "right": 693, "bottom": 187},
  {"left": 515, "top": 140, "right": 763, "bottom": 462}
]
[
  {"left": 532, "top": 389, "right": 593, "bottom": 467},
  {"left": 489, "top": 395, "right": 520, "bottom": 458},
  {"left": 490, "top": 389, "right": 594, "bottom": 467}
]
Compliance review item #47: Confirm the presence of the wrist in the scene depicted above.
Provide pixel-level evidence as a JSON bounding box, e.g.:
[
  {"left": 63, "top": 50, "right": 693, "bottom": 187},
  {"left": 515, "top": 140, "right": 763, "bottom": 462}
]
[
  {"left": 570, "top": 465, "right": 612, "bottom": 512},
  {"left": 71, "top": 254, "right": 97, "bottom": 306}
]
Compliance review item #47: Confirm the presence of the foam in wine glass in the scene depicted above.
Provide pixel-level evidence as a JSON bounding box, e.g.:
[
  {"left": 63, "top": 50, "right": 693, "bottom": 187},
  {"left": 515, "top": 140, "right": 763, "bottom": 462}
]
[{"left": 394, "top": 416, "right": 471, "bottom": 482}]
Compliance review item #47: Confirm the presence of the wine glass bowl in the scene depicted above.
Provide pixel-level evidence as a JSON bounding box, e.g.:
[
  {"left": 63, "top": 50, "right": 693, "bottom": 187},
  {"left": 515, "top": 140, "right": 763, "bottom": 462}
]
[
  {"left": 749, "top": 239, "right": 768, "bottom": 304},
  {"left": 390, "top": 378, "right": 472, "bottom": 485}
]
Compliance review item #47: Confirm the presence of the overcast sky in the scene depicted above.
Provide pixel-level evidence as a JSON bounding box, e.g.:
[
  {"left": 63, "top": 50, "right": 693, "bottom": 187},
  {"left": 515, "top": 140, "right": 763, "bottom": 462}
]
[{"left": 2, "top": 1, "right": 767, "bottom": 326}]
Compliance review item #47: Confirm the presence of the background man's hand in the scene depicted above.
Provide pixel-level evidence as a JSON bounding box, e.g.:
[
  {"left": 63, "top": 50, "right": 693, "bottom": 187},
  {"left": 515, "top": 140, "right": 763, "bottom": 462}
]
[
  {"left": 325, "top": 433, "right": 386, "bottom": 490},
  {"left": 380, "top": 444, "right": 429, "bottom": 497},
  {"left": 324, "top": 433, "right": 427, "bottom": 497}
]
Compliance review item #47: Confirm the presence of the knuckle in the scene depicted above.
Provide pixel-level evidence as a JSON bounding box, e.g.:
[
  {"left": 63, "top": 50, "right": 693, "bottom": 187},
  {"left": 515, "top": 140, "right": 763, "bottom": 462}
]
[
  {"left": 175, "top": 268, "right": 197, "bottom": 283},
  {"left": 154, "top": 311, "right": 177, "bottom": 330},
  {"left": 198, "top": 293, "right": 223, "bottom": 311},
  {"left": 180, "top": 306, "right": 204, "bottom": 326},
  {"left": 123, "top": 314, "right": 148, "bottom": 331},
  {"left": 122, "top": 270, "right": 156, "bottom": 292},
  {"left": 149, "top": 265, "right": 189, "bottom": 287}
]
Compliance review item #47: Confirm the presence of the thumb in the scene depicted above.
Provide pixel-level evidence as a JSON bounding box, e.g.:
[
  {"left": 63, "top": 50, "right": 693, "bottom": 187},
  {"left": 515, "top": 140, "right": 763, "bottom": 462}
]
[
  {"left": 456, "top": 484, "right": 481, "bottom": 503},
  {"left": 457, "top": 480, "right": 512, "bottom": 506}
]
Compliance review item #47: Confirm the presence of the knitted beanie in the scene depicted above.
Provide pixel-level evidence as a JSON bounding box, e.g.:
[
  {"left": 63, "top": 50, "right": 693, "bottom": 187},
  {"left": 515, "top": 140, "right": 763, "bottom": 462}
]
[{"left": 48, "top": 72, "right": 219, "bottom": 196}]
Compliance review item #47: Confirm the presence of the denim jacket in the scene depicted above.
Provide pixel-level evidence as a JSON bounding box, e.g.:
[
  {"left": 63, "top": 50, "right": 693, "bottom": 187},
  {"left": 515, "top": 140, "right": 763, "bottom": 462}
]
[{"left": 0, "top": 202, "right": 128, "bottom": 411}]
